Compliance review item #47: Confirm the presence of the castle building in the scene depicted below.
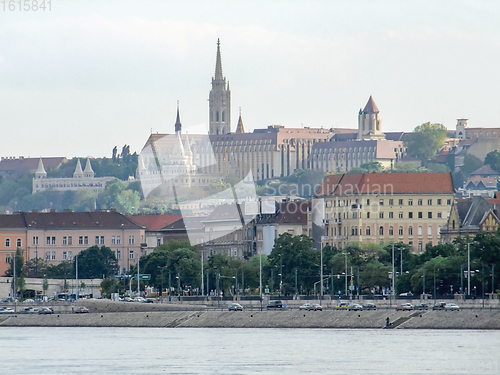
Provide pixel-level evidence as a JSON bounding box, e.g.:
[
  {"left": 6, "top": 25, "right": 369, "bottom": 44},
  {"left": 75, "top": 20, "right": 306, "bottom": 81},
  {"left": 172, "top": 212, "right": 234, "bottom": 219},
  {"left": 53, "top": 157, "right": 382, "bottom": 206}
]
[{"left": 32, "top": 158, "right": 114, "bottom": 195}]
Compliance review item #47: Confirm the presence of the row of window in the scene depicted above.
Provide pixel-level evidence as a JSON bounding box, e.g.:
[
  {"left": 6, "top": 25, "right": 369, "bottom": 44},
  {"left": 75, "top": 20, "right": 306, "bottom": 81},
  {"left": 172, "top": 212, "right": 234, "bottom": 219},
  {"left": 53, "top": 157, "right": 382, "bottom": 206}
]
[
  {"left": 327, "top": 211, "right": 445, "bottom": 220},
  {"left": 3, "top": 238, "right": 22, "bottom": 248},
  {"left": 346, "top": 225, "right": 438, "bottom": 236},
  {"left": 5, "top": 249, "right": 137, "bottom": 264},
  {"left": 31, "top": 235, "right": 136, "bottom": 246},
  {"left": 331, "top": 198, "right": 452, "bottom": 207}
]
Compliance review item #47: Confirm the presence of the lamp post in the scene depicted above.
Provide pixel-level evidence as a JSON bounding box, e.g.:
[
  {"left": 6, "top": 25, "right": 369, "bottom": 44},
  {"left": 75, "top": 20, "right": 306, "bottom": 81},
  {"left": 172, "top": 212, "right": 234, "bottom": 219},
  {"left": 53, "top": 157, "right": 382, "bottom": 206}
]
[
  {"left": 467, "top": 242, "right": 471, "bottom": 296},
  {"left": 343, "top": 252, "right": 348, "bottom": 296},
  {"left": 201, "top": 250, "right": 204, "bottom": 297},
  {"left": 75, "top": 253, "right": 79, "bottom": 301}
]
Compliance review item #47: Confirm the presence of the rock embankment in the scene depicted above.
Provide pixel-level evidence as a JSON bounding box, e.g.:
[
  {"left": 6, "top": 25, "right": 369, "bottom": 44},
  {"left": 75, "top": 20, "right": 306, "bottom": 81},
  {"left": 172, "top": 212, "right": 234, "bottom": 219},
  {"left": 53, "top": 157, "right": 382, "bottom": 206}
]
[{"left": 1, "top": 309, "right": 500, "bottom": 329}]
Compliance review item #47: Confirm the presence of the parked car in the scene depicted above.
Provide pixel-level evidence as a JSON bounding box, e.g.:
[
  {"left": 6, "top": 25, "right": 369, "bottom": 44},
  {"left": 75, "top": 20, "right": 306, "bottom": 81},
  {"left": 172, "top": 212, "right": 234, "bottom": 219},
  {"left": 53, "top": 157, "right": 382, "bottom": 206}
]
[
  {"left": 311, "top": 304, "right": 323, "bottom": 311},
  {"left": 0, "top": 297, "right": 15, "bottom": 303},
  {"left": 0, "top": 307, "right": 14, "bottom": 313},
  {"left": 74, "top": 306, "right": 90, "bottom": 314},
  {"left": 266, "top": 300, "right": 283, "bottom": 310},
  {"left": 399, "top": 292, "right": 413, "bottom": 297},
  {"left": 23, "top": 299, "right": 35, "bottom": 303},
  {"left": 396, "top": 303, "right": 413, "bottom": 311},
  {"left": 143, "top": 298, "right": 155, "bottom": 303},
  {"left": 228, "top": 303, "right": 243, "bottom": 311},
  {"left": 414, "top": 303, "right": 429, "bottom": 310},
  {"left": 348, "top": 303, "right": 363, "bottom": 311},
  {"left": 38, "top": 307, "right": 54, "bottom": 315},
  {"left": 133, "top": 297, "right": 146, "bottom": 303},
  {"left": 336, "top": 302, "right": 349, "bottom": 309},
  {"left": 362, "top": 303, "right": 377, "bottom": 310},
  {"left": 444, "top": 303, "right": 460, "bottom": 311}
]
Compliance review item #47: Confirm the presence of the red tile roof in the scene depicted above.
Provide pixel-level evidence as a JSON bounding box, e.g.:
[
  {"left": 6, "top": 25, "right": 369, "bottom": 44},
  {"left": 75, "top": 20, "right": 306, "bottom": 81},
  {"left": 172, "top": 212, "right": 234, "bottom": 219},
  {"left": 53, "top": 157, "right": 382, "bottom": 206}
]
[
  {"left": 130, "top": 215, "right": 182, "bottom": 230},
  {"left": 316, "top": 172, "right": 455, "bottom": 196}
]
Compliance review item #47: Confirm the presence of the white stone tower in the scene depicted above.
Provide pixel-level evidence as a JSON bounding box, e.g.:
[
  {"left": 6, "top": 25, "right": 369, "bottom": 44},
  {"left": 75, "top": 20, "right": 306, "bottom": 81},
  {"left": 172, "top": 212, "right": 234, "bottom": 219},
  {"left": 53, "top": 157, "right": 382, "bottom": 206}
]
[
  {"left": 209, "top": 39, "right": 231, "bottom": 135},
  {"left": 358, "top": 96, "right": 384, "bottom": 140},
  {"left": 456, "top": 118, "right": 468, "bottom": 140}
]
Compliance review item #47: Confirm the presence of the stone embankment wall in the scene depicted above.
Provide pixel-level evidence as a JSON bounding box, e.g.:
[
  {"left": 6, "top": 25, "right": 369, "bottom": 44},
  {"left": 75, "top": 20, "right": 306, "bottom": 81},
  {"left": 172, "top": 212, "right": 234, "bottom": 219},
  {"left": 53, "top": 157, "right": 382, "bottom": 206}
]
[{"left": 1, "top": 299, "right": 499, "bottom": 329}]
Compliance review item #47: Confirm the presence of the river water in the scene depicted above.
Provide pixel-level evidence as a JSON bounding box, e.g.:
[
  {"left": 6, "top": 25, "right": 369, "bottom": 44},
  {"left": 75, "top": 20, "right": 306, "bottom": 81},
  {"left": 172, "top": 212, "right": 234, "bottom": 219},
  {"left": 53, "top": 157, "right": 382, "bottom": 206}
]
[{"left": 0, "top": 327, "right": 498, "bottom": 374}]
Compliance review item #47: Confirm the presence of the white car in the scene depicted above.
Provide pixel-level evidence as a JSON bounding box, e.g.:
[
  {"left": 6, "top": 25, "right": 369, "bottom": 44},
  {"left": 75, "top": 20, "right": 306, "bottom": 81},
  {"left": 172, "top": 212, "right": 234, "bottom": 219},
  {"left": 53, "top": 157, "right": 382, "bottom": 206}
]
[
  {"left": 0, "top": 307, "right": 15, "bottom": 313},
  {"left": 444, "top": 303, "right": 460, "bottom": 311},
  {"left": 133, "top": 297, "right": 146, "bottom": 303}
]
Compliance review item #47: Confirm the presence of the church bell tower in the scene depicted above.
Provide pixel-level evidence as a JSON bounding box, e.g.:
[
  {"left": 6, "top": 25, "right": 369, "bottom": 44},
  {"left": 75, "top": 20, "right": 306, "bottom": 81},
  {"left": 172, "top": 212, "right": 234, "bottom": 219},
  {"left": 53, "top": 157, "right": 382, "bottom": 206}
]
[{"left": 209, "top": 39, "right": 231, "bottom": 135}]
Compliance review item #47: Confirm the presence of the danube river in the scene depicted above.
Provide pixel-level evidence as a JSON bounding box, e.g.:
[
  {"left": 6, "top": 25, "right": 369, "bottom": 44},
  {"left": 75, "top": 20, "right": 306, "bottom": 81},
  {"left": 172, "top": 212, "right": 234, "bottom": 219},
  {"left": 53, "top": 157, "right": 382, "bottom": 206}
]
[{"left": 1, "top": 327, "right": 498, "bottom": 374}]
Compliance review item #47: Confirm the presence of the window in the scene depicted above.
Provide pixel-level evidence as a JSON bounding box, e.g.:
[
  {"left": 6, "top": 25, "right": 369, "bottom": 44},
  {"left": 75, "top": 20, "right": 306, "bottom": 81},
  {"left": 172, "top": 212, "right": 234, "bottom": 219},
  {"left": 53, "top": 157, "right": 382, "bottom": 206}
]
[
  {"left": 418, "top": 241, "right": 423, "bottom": 252},
  {"left": 47, "top": 237, "right": 51, "bottom": 245},
  {"left": 389, "top": 226, "right": 394, "bottom": 236},
  {"left": 409, "top": 226, "right": 413, "bottom": 235},
  {"left": 437, "top": 199, "right": 442, "bottom": 205},
  {"left": 95, "top": 236, "right": 100, "bottom": 245},
  {"left": 62, "top": 251, "right": 67, "bottom": 260},
  {"left": 379, "top": 226, "right": 384, "bottom": 235},
  {"left": 117, "top": 250, "right": 121, "bottom": 260},
  {"left": 51, "top": 237, "right": 56, "bottom": 245},
  {"left": 418, "top": 226, "right": 423, "bottom": 235},
  {"left": 418, "top": 199, "right": 423, "bottom": 206},
  {"left": 379, "top": 199, "right": 384, "bottom": 206},
  {"left": 366, "top": 212, "right": 370, "bottom": 219},
  {"left": 129, "top": 250, "right": 134, "bottom": 259},
  {"left": 399, "top": 212, "right": 403, "bottom": 219},
  {"left": 32, "top": 236, "right": 39, "bottom": 245},
  {"left": 62, "top": 236, "right": 67, "bottom": 245},
  {"left": 128, "top": 236, "right": 135, "bottom": 245},
  {"left": 68, "top": 251, "right": 72, "bottom": 259},
  {"left": 389, "top": 212, "right": 394, "bottom": 219},
  {"left": 51, "top": 251, "right": 56, "bottom": 260},
  {"left": 408, "top": 241, "right": 413, "bottom": 250},
  {"left": 399, "top": 226, "right": 403, "bottom": 236},
  {"left": 16, "top": 238, "right": 21, "bottom": 247},
  {"left": 116, "top": 236, "right": 121, "bottom": 245},
  {"left": 428, "top": 225, "right": 432, "bottom": 235},
  {"left": 79, "top": 236, "right": 83, "bottom": 245},
  {"left": 5, "top": 254, "right": 11, "bottom": 264},
  {"left": 68, "top": 236, "right": 72, "bottom": 245},
  {"left": 408, "top": 199, "right": 413, "bottom": 206},
  {"left": 45, "top": 252, "right": 51, "bottom": 261},
  {"left": 351, "top": 227, "right": 355, "bottom": 236},
  {"left": 366, "top": 226, "right": 371, "bottom": 235},
  {"left": 418, "top": 212, "right": 423, "bottom": 219},
  {"left": 84, "top": 236, "right": 88, "bottom": 245},
  {"left": 398, "top": 199, "right": 403, "bottom": 205},
  {"left": 157, "top": 238, "right": 161, "bottom": 246},
  {"left": 437, "top": 212, "right": 442, "bottom": 218},
  {"left": 408, "top": 212, "right": 413, "bottom": 219},
  {"left": 427, "top": 199, "right": 432, "bottom": 205},
  {"left": 352, "top": 212, "right": 357, "bottom": 219},
  {"left": 389, "top": 199, "right": 394, "bottom": 206},
  {"left": 5, "top": 238, "right": 10, "bottom": 247},
  {"left": 366, "top": 199, "right": 370, "bottom": 205},
  {"left": 100, "top": 236, "right": 105, "bottom": 245},
  {"left": 428, "top": 212, "right": 432, "bottom": 219},
  {"left": 111, "top": 236, "right": 116, "bottom": 245},
  {"left": 379, "top": 212, "right": 384, "bottom": 219},
  {"left": 447, "top": 199, "right": 451, "bottom": 205}
]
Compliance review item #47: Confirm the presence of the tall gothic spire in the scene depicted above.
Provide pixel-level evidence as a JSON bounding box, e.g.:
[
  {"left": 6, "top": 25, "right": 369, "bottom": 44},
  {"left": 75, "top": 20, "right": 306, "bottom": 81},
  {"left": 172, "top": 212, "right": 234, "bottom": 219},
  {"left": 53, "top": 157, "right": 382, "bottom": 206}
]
[
  {"left": 175, "top": 101, "right": 182, "bottom": 134},
  {"left": 236, "top": 108, "right": 245, "bottom": 133},
  {"left": 214, "top": 38, "right": 223, "bottom": 80}
]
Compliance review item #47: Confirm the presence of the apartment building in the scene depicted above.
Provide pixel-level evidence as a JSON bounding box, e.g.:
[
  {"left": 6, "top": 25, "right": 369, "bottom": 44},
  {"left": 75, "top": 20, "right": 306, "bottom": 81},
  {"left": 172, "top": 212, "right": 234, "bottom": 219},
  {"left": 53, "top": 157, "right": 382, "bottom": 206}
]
[{"left": 311, "top": 173, "right": 455, "bottom": 253}]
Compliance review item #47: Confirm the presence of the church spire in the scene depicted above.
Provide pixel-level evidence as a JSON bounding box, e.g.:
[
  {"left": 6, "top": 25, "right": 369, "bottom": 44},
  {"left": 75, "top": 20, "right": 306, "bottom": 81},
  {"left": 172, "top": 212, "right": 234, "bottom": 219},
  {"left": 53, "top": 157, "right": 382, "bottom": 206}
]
[
  {"left": 73, "top": 158, "right": 84, "bottom": 178},
  {"left": 214, "top": 38, "right": 223, "bottom": 80},
  {"left": 35, "top": 158, "right": 47, "bottom": 179},
  {"left": 236, "top": 108, "right": 245, "bottom": 133},
  {"left": 175, "top": 101, "right": 182, "bottom": 134}
]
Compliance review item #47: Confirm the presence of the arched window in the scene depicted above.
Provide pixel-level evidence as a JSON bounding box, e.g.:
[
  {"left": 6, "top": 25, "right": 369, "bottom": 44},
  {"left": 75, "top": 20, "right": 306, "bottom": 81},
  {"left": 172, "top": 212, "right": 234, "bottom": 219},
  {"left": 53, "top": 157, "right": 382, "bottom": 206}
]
[
  {"left": 389, "top": 226, "right": 394, "bottom": 236},
  {"left": 399, "top": 226, "right": 403, "bottom": 236},
  {"left": 222, "top": 111, "right": 224, "bottom": 122},
  {"left": 16, "top": 238, "right": 22, "bottom": 248},
  {"left": 216, "top": 111, "right": 219, "bottom": 122},
  {"left": 366, "top": 226, "right": 371, "bottom": 235},
  {"left": 5, "top": 238, "right": 10, "bottom": 247},
  {"left": 408, "top": 226, "right": 413, "bottom": 235},
  {"left": 379, "top": 226, "right": 384, "bottom": 235},
  {"left": 418, "top": 226, "right": 423, "bottom": 235},
  {"left": 438, "top": 226, "right": 442, "bottom": 235},
  {"left": 428, "top": 225, "right": 432, "bottom": 235},
  {"left": 351, "top": 227, "right": 355, "bottom": 236},
  {"left": 216, "top": 128, "right": 219, "bottom": 135}
]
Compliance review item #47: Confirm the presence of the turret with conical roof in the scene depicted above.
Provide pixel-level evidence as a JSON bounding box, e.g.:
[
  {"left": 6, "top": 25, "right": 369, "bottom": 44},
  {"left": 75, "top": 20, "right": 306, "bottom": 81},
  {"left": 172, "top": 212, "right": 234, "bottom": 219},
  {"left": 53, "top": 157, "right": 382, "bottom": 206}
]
[
  {"left": 83, "top": 158, "right": 95, "bottom": 178},
  {"left": 73, "top": 159, "right": 84, "bottom": 178},
  {"left": 174, "top": 101, "right": 182, "bottom": 134},
  {"left": 358, "top": 96, "right": 384, "bottom": 140},
  {"left": 35, "top": 158, "right": 47, "bottom": 179},
  {"left": 236, "top": 108, "right": 245, "bottom": 133},
  {"left": 209, "top": 38, "right": 231, "bottom": 135}
]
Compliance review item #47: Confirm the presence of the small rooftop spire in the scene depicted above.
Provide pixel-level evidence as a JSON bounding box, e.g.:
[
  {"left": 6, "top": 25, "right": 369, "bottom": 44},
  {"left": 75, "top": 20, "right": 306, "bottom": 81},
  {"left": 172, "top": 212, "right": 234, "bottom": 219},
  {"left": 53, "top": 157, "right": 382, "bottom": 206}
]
[
  {"left": 236, "top": 109, "right": 245, "bottom": 133},
  {"left": 35, "top": 157, "right": 47, "bottom": 179},
  {"left": 175, "top": 101, "right": 182, "bottom": 134}
]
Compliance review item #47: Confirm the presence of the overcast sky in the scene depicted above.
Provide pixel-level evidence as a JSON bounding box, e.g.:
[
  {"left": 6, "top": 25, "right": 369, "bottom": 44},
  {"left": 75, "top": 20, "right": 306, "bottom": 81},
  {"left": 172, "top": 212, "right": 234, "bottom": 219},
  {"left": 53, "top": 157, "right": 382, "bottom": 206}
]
[{"left": 1, "top": 0, "right": 499, "bottom": 158}]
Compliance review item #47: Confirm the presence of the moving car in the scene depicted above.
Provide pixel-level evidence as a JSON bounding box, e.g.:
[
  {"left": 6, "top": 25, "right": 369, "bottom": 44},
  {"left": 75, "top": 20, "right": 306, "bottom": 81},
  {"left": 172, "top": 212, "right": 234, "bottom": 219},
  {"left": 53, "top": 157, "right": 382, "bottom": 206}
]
[
  {"left": 266, "top": 300, "right": 283, "bottom": 310},
  {"left": 414, "top": 303, "right": 429, "bottom": 310},
  {"left": 75, "top": 306, "right": 90, "bottom": 313},
  {"left": 396, "top": 303, "right": 413, "bottom": 311},
  {"left": 311, "top": 304, "right": 323, "bottom": 311},
  {"left": 444, "top": 303, "right": 460, "bottom": 311},
  {"left": 299, "top": 303, "right": 313, "bottom": 310},
  {"left": 0, "top": 307, "right": 14, "bottom": 313},
  {"left": 362, "top": 303, "right": 377, "bottom": 310},
  {"left": 432, "top": 302, "right": 447, "bottom": 310},
  {"left": 348, "top": 303, "right": 363, "bottom": 311},
  {"left": 228, "top": 303, "right": 243, "bottom": 311},
  {"left": 336, "top": 302, "right": 349, "bottom": 309}
]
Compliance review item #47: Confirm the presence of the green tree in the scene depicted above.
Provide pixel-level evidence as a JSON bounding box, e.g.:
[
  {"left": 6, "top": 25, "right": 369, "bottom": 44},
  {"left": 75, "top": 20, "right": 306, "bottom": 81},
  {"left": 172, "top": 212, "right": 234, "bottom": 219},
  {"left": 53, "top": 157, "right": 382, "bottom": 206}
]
[
  {"left": 74, "top": 245, "right": 119, "bottom": 279},
  {"left": 405, "top": 122, "right": 447, "bottom": 163},
  {"left": 112, "top": 190, "right": 140, "bottom": 214},
  {"left": 484, "top": 150, "right": 500, "bottom": 172}
]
